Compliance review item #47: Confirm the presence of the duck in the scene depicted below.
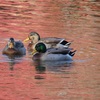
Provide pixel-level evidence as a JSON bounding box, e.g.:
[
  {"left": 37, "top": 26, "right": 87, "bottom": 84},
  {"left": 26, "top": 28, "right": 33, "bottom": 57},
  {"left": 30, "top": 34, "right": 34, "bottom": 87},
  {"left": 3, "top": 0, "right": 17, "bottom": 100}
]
[
  {"left": 2, "top": 38, "right": 26, "bottom": 56},
  {"left": 32, "top": 42, "right": 76, "bottom": 61},
  {"left": 23, "top": 32, "right": 72, "bottom": 53}
]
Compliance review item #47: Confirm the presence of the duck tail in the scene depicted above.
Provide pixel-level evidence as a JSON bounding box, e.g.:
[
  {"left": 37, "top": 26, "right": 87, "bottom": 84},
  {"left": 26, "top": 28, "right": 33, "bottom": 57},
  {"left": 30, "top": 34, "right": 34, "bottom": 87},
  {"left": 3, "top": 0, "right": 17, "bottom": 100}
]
[
  {"left": 69, "top": 50, "right": 76, "bottom": 57},
  {"left": 65, "top": 42, "right": 71, "bottom": 46},
  {"left": 66, "top": 40, "right": 74, "bottom": 46},
  {"left": 59, "top": 39, "right": 69, "bottom": 45},
  {"left": 59, "top": 39, "right": 72, "bottom": 48}
]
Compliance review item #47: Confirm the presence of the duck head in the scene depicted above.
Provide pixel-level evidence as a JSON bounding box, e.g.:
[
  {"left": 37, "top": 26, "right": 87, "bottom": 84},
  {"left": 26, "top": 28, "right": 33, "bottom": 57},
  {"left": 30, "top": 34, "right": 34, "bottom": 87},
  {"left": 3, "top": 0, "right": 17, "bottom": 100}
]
[
  {"left": 32, "top": 42, "right": 47, "bottom": 54},
  {"left": 24, "top": 32, "right": 40, "bottom": 43},
  {"left": 8, "top": 38, "right": 15, "bottom": 48}
]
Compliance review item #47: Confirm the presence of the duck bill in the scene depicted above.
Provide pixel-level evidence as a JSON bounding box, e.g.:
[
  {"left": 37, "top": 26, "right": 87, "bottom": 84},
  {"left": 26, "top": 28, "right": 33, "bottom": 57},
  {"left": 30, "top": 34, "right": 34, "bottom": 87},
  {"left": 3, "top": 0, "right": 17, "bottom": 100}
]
[
  {"left": 23, "top": 37, "right": 30, "bottom": 42},
  {"left": 31, "top": 49, "right": 37, "bottom": 55}
]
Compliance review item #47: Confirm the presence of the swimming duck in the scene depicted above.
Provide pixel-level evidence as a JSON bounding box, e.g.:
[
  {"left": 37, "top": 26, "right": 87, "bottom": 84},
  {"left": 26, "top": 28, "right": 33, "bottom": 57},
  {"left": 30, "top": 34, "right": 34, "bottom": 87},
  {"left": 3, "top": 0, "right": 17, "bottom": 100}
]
[
  {"left": 2, "top": 38, "right": 26, "bottom": 56},
  {"left": 32, "top": 42, "right": 76, "bottom": 61},
  {"left": 24, "top": 32, "right": 72, "bottom": 52}
]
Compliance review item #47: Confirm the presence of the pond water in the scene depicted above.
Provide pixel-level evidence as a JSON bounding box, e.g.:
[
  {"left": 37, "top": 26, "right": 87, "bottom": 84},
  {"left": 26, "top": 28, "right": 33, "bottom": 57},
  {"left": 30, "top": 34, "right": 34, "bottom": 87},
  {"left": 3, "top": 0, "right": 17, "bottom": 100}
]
[{"left": 0, "top": 0, "right": 100, "bottom": 100}]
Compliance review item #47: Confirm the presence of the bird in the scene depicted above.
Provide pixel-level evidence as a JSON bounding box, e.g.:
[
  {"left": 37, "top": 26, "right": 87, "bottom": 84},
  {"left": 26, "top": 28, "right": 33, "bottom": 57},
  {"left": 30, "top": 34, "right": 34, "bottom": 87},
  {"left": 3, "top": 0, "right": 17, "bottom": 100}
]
[
  {"left": 23, "top": 32, "right": 72, "bottom": 53},
  {"left": 32, "top": 42, "right": 76, "bottom": 61},
  {"left": 2, "top": 38, "right": 26, "bottom": 56}
]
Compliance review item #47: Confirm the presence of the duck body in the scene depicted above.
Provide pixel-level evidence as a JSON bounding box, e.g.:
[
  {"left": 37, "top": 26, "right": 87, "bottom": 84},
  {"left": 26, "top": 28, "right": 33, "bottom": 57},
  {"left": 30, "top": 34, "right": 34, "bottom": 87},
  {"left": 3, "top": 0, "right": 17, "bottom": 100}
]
[
  {"left": 24, "top": 32, "right": 71, "bottom": 53},
  {"left": 33, "top": 52, "right": 72, "bottom": 61},
  {"left": 2, "top": 38, "right": 26, "bottom": 56},
  {"left": 32, "top": 42, "right": 76, "bottom": 61}
]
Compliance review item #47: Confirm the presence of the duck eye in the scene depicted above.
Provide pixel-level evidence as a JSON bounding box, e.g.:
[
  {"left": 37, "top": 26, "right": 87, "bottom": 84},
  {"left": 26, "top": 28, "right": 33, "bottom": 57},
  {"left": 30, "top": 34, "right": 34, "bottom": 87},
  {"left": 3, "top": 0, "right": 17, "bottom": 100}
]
[{"left": 30, "top": 34, "right": 33, "bottom": 36}]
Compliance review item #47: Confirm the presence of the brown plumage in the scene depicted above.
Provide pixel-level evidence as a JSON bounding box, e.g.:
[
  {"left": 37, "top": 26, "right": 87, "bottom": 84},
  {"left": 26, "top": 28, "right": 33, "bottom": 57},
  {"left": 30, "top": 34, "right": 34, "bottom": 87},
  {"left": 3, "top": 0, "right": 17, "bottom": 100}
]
[{"left": 2, "top": 38, "right": 26, "bottom": 56}]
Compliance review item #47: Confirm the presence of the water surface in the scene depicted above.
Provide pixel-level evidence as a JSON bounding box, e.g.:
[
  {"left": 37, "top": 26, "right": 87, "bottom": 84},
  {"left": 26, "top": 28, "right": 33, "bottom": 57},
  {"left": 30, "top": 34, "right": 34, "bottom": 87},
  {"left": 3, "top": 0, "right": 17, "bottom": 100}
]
[{"left": 0, "top": 0, "right": 100, "bottom": 100}]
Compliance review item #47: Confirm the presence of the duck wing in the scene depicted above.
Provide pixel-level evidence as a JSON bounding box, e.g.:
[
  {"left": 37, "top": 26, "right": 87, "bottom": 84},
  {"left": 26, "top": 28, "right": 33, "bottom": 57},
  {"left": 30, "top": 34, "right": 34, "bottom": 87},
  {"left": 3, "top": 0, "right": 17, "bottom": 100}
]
[
  {"left": 47, "top": 48, "right": 72, "bottom": 54},
  {"left": 15, "top": 41, "right": 24, "bottom": 48},
  {"left": 41, "top": 37, "right": 65, "bottom": 43}
]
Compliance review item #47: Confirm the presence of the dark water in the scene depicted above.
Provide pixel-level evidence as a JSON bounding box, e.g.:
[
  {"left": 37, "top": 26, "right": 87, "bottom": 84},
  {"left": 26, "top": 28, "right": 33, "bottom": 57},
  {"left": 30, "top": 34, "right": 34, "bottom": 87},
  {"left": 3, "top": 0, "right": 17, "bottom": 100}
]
[{"left": 0, "top": 0, "right": 100, "bottom": 100}]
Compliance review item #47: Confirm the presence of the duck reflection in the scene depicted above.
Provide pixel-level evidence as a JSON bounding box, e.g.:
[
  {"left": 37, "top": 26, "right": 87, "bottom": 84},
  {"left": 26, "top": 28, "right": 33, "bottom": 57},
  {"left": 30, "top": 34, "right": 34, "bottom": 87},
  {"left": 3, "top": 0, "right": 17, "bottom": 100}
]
[
  {"left": 33, "top": 60, "right": 46, "bottom": 74},
  {"left": 32, "top": 60, "right": 46, "bottom": 80},
  {"left": 8, "top": 56, "right": 16, "bottom": 70},
  {"left": 33, "top": 60, "right": 73, "bottom": 73},
  {"left": 5, "top": 55, "right": 24, "bottom": 70}
]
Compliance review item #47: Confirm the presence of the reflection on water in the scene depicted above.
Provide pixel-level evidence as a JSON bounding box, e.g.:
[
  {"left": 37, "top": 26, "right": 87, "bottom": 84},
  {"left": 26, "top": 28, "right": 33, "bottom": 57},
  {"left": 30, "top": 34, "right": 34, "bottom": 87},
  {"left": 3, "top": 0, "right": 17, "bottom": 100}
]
[
  {"left": 33, "top": 60, "right": 73, "bottom": 73},
  {"left": 0, "top": 0, "right": 100, "bottom": 100},
  {"left": 0, "top": 54, "right": 25, "bottom": 70}
]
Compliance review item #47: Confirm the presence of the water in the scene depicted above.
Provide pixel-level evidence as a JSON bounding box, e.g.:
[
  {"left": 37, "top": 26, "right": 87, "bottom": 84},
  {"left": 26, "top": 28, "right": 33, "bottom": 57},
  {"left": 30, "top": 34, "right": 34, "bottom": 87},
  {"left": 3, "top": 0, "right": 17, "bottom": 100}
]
[{"left": 0, "top": 0, "right": 100, "bottom": 100}]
